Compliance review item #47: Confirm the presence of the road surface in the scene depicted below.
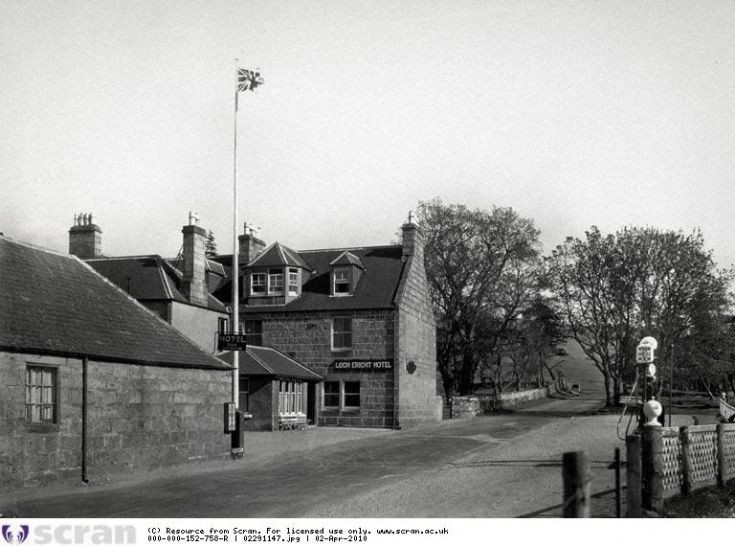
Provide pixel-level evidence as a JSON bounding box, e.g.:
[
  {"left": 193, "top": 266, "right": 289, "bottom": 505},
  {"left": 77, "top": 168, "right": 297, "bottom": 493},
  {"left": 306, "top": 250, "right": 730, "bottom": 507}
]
[{"left": 4, "top": 394, "right": 626, "bottom": 518}]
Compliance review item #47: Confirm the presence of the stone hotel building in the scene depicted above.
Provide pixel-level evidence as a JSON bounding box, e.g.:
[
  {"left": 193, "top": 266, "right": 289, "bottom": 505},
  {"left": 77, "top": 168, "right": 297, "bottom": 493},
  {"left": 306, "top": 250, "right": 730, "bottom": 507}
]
[{"left": 214, "top": 216, "right": 443, "bottom": 429}]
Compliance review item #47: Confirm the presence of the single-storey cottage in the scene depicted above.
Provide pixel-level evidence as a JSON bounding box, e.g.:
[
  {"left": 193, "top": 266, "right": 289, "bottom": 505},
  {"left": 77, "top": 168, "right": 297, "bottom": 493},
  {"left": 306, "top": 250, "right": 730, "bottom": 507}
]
[{"left": 0, "top": 236, "right": 232, "bottom": 492}]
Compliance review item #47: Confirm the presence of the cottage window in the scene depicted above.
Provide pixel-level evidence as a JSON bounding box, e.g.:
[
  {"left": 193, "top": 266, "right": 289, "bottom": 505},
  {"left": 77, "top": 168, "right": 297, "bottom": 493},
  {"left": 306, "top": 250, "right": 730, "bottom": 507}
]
[
  {"left": 268, "top": 268, "right": 284, "bottom": 295},
  {"left": 333, "top": 268, "right": 350, "bottom": 295},
  {"left": 288, "top": 268, "right": 300, "bottom": 296},
  {"left": 26, "top": 366, "right": 57, "bottom": 424},
  {"left": 251, "top": 273, "right": 266, "bottom": 295},
  {"left": 332, "top": 317, "right": 352, "bottom": 350}
]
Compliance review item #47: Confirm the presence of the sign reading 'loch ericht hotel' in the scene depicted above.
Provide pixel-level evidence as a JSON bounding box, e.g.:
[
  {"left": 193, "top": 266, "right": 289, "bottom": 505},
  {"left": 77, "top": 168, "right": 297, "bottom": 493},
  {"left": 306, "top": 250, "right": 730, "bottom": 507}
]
[{"left": 331, "top": 360, "right": 393, "bottom": 371}]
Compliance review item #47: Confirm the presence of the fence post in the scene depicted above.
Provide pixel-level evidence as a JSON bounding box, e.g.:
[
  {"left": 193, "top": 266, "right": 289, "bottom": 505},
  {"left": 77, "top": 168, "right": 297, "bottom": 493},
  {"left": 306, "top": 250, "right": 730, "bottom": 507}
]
[
  {"left": 717, "top": 423, "right": 726, "bottom": 487},
  {"left": 680, "top": 426, "right": 690, "bottom": 496},
  {"left": 642, "top": 426, "right": 664, "bottom": 513},
  {"left": 615, "top": 447, "right": 622, "bottom": 518},
  {"left": 562, "top": 451, "right": 591, "bottom": 517},
  {"left": 626, "top": 434, "right": 642, "bottom": 517}
]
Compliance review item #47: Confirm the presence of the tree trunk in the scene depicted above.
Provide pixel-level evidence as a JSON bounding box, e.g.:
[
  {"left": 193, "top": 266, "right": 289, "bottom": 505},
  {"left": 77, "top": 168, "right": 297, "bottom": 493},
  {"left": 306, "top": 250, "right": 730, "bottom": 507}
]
[
  {"left": 603, "top": 370, "right": 613, "bottom": 407},
  {"left": 458, "top": 350, "right": 475, "bottom": 395},
  {"left": 613, "top": 375, "right": 622, "bottom": 406}
]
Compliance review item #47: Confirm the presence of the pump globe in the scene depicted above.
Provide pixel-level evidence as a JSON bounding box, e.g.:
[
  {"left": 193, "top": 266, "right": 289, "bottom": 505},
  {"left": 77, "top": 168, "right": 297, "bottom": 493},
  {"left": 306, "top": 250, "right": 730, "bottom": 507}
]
[{"left": 643, "top": 400, "right": 662, "bottom": 427}]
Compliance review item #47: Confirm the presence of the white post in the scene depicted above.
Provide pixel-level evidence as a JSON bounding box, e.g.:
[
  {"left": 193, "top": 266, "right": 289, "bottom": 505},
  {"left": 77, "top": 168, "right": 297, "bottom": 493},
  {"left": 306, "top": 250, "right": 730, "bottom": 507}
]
[{"left": 232, "top": 64, "right": 240, "bottom": 409}]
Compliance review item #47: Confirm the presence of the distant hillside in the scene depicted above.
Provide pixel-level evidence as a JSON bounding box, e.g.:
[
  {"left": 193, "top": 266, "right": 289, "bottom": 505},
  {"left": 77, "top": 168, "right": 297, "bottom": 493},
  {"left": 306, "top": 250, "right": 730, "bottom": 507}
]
[{"left": 553, "top": 339, "right": 606, "bottom": 399}]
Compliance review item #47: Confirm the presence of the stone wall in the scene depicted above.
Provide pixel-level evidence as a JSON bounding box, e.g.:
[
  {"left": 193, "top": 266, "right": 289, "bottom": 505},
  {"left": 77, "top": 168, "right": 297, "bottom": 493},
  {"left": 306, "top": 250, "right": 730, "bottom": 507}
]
[
  {"left": 393, "top": 252, "right": 443, "bottom": 428},
  {"left": 492, "top": 387, "right": 549, "bottom": 409},
  {"left": 450, "top": 396, "right": 481, "bottom": 419},
  {"left": 0, "top": 352, "right": 231, "bottom": 492},
  {"left": 451, "top": 387, "right": 550, "bottom": 418},
  {"left": 247, "top": 310, "right": 396, "bottom": 428}
]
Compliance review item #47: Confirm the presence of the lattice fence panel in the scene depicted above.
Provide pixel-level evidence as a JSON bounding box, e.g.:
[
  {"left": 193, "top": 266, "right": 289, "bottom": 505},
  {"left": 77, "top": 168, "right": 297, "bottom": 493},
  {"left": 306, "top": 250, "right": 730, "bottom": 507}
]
[
  {"left": 687, "top": 428, "right": 718, "bottom": 486},
  {"left": 723, "top": 427, "right": 735, "bottom": 480},
  {"left": 661, "top": 429, "right": 683, "bottom": 493}
]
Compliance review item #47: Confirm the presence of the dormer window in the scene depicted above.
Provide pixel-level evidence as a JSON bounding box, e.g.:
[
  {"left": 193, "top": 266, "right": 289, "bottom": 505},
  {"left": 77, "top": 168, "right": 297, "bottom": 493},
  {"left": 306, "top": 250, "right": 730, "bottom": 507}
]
[
  {"left": 288, "top": 268, "right": 300, "bottom": 296},
  {"left": 333, "top": 267, "right": 350, "bottom": 295},
  {"left": 268, "top": 268, "right": 284, "bottom": 295},
  {"left": 251, "top": 273, "right": 266, "bottom": 295}
]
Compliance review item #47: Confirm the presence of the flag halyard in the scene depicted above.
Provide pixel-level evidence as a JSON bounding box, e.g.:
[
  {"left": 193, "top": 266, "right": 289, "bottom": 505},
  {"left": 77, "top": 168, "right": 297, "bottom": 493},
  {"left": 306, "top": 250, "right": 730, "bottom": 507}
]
[{"left": 237, "top": 68, "right": 264, "bottom": 92}]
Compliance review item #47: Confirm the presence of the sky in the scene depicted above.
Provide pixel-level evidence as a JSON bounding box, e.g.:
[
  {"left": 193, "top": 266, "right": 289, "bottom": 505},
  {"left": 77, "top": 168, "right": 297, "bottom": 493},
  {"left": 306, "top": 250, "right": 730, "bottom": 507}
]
[{"left": 2, "top": 1, "right": 735, "bottom": 269}]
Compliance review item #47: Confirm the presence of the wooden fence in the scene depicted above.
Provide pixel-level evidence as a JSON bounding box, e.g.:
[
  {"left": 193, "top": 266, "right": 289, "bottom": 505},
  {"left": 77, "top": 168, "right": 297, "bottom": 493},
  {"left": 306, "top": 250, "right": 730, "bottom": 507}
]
[{"left": 627, "top": 423, "right": 735, "bottom": 514}]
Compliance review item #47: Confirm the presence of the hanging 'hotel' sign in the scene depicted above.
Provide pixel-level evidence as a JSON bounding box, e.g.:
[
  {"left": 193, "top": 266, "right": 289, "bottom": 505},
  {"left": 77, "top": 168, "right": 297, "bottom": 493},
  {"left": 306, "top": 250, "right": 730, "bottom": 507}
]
[{"left": 331, "top": 360, "right": 393, "bottom": 371}]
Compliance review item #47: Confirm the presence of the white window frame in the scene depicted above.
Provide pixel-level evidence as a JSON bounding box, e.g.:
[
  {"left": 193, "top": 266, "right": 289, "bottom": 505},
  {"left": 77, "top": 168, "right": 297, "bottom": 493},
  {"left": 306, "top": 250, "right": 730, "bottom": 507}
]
[
  {"left": 26, "top": 365, "right": 58, "bottom": 425},
  {"left": 268, "top": 268, "right": 284, "bottom": 295},
  {"left": 279, "top": 380, "right": 305, "bottom": 416},
  {"left": 332, "top": 267, "right": 351, "bottom": 295},
  {"left": 288, "top": 267, "right": 300, "bottom": 296},
  {"left": 331, "top": 317, "right": 352, "bottom": 350},
  {"left": 251, "top": 273, "right": 266, "bottom": 295}
]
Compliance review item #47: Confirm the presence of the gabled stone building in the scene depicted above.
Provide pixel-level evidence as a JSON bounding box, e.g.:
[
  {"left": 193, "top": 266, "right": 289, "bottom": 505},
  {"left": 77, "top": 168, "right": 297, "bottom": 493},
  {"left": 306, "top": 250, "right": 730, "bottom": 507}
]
[{"left": 214, "top": 217, "right": 443, "bottom": 429}]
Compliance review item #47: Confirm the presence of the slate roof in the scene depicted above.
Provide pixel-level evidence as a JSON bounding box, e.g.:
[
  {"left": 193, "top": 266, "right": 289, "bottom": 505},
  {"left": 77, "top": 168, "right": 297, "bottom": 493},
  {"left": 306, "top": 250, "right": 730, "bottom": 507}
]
[
  {"left": 0, "top": 237, "right": 230, "bottom": 370},
  {"left": 218, "top": 346, "right": 322, "bottom": 381},
  {"left": 247, "top": 242, "right": 313, "bottom": 270},
  {"left": 246, "top": 245, "right": 404, "bottom": 313},
  {"left": 87, "top": 256, "right": 227, "bottom": 313}
]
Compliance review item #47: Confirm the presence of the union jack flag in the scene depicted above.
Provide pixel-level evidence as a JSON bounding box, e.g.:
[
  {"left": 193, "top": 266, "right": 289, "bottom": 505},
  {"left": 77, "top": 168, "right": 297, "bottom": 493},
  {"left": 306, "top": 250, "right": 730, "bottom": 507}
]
[{"left": 237, "top": 68, "right": 263, "bottom": 92}]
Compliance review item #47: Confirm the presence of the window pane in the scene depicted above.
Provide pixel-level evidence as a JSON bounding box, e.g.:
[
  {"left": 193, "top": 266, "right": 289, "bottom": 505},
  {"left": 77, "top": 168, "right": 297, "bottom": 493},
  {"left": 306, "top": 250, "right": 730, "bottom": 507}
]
[
  {"left": 251, "top": 273, "right": 266, "bottom": 294},
  {"left": 31, "top": 385, "right": 41, "bottom": 404},
  {"left": 344, "top": 381, "right": 360, "bottom": 407},
  {"left": 333, "top": 318, "right": 352, "bottom": 348},
  {"left": 245, "top": 320, "right": 263, "bottom": 346},
  {"left": 324, "top": 381, "right": 340, "bottom": 407}
]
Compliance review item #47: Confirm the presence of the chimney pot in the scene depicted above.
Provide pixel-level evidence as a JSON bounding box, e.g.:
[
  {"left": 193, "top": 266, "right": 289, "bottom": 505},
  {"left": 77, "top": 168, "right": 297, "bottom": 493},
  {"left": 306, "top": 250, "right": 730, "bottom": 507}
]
[{"left": 69, "top": 212, "right": 102, "bottom": 258}]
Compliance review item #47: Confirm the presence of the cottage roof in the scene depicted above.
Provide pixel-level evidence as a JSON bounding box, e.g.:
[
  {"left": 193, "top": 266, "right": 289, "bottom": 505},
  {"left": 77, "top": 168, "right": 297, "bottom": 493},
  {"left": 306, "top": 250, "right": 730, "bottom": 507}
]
[
  {"left": 87, "top": 256, "right": 227, "bottom": 313},
  {"left": 219, "top": 346, "right": 322, "bottom": 381},
  {"left": 0, "top": 237, "right": 230, "bottom": 370}
]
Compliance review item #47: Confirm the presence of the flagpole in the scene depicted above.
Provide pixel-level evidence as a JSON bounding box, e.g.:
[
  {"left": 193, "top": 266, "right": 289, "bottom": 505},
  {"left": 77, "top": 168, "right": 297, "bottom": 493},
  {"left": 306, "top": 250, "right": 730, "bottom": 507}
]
[{"left": 232, "top": 62, "right": 240, "bottom": 409}]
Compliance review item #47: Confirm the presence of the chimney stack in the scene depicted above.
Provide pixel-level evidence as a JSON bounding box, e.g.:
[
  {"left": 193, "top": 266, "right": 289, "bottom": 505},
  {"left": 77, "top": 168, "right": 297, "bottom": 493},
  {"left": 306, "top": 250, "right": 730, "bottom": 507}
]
[
  {"left": 401, "top": 210, "right": 423, "bottom": 262},
  {"left": 181, "top": 212, "right": 208, "bottom": 307},
  {"left": 238, "top": 222, "right": 266, "bottom": 266},
  {"left": 69, "top": 212, "right": 102, "bottom": 258}
]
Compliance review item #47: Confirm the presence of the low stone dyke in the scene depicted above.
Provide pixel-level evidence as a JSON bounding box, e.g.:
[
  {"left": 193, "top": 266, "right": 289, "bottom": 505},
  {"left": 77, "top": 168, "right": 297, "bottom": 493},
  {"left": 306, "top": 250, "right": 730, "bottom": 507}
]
[{"left": 450, "top": 387, "right": 550, "bottom": 418}]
